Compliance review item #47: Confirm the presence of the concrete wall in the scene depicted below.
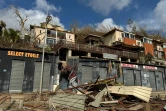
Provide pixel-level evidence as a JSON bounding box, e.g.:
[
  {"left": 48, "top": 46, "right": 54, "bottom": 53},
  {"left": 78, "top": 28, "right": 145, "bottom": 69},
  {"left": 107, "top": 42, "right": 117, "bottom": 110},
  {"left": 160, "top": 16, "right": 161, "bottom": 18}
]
[
  {"left": 66, "top": 33, "right": 75, "bottom": 43},
  {"left": 156, "top": 44, "right": 163, "bottom": 51},
  {"left": 34, "top": 27, "right": 45, "bottom": 44},
  {"left": 102, "top": 31, "right": 117, "bottom": 46},
  {"left": 123, "top": 37, "right": 136, "bottom": 46},
  {"left": 143, "top": 43, "right": 154, "bottom": 55},
  {"left": 115, "top": 30, "right": 123, "bottom": 41}
]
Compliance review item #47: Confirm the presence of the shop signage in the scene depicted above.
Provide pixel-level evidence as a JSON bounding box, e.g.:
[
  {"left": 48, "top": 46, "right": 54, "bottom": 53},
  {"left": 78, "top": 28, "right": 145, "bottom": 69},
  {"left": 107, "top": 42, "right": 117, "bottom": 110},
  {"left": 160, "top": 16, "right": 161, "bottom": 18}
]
[
  {"left": 121, "top": 63, "right": 138, "bottom": 68},
  {"left": 143, "top": 66, "right": 157, "bottom": 70},
  {"left": 7, "top": 51, "right": 39, "bottom": 58},
  {"left": 103, "top": 53, "right": 118, "bottom": 60}
]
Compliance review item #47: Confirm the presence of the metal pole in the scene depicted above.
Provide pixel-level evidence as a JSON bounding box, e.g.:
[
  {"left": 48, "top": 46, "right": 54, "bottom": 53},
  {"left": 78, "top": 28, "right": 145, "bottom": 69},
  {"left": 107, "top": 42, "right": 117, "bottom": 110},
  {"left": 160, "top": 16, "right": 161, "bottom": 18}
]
[{"left": 39, "top": 23, "right": 47, "bottom": 94}]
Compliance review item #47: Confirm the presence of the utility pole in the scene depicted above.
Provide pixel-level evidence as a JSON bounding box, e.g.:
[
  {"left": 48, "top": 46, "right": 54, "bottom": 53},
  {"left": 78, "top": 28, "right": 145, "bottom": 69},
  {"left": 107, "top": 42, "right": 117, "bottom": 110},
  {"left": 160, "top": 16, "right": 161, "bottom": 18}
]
[{"left": 39, "top": 15, "right": 52, "bottom": 94}]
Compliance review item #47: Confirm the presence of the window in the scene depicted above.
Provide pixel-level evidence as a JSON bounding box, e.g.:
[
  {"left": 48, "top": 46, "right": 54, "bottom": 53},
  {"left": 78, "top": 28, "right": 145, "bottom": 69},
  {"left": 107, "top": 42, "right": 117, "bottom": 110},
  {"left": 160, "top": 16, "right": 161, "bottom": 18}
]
[
  {"left": 163, "top": 44, "right": 166, "bottom": 48},
  {"left": 130, "top": 34, "right": 135, "bottom": 39},
  {"left": 40, "top": 30, "right": 42, "bottom": 33},
  {"left": 143, "top": 38, "right": 148, "bottom": 43},
  {"left": 149, "top": 40, "right": 152, "bottom": 44},
  {"left": 121, "top": 33, "right": 124, "bottom": 38},
  {"left": 69, "top": 35, "right": 71, "bottom": 39},
  {"left": 143, "top": 38, "right": 152, "bottom": 44},
  {"left": 125, "top": 33, "right": 129, "bottom": 38},
  {"left": 47, "top": 38, "right": 55, "bottom": 45}
]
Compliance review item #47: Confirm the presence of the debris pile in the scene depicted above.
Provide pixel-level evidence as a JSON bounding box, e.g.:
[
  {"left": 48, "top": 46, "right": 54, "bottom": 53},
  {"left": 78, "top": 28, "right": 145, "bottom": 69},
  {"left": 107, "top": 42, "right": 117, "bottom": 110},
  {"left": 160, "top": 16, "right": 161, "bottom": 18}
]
[{"left": 0, "top": 78, "right": 165, "bottom": 111}]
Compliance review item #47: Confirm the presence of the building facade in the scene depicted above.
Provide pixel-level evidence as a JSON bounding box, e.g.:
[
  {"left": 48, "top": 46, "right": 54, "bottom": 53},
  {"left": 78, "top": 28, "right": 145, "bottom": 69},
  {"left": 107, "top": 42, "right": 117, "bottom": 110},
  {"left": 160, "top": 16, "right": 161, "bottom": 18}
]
[{"left": 0, "top": 48, "right": 58, "bottom": 92}]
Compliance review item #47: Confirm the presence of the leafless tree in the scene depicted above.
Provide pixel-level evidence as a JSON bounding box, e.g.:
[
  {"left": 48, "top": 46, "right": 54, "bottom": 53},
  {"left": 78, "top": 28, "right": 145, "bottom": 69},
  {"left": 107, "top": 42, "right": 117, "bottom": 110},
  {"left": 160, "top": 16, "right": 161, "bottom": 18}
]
[{"left": 11, "top": 6, "right": 28, "bottom": 36}]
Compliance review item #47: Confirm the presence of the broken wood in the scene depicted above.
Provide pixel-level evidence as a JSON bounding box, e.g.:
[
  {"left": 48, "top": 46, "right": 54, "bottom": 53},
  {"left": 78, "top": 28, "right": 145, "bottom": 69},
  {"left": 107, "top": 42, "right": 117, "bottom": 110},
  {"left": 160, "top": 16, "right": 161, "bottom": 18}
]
[
  {"left": 100, "top": 100, "right": 118, "bottom": 104},
  {"left": 89, "top": 87, "right": 107, "bottom": 107},
  {"left": 116, "top": 104, "right": 144, "bottom": 111},
  {"left": 108, "top": 86, "right": 152, "bottom": 102},
  {"left": 71, "top": 84, "right": 95, "bottom": 101},
  {"left": 49, "top": 93, "right": 86, "bottom": 111}
]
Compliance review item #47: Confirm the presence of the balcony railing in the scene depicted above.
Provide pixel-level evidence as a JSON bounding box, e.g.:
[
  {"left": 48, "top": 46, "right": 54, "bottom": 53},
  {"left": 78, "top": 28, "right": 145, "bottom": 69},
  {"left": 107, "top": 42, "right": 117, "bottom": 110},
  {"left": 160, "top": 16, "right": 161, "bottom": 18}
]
[{"left": 53, "top": 40, "right": 139, "bottom": 59}]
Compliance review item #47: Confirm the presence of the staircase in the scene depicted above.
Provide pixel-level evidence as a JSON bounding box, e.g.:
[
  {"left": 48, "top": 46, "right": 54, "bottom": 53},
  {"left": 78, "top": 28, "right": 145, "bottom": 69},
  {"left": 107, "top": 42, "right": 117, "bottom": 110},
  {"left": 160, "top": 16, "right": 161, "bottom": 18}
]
[{"left": 53, "top": 40, "right": 65, "bottom": 52}]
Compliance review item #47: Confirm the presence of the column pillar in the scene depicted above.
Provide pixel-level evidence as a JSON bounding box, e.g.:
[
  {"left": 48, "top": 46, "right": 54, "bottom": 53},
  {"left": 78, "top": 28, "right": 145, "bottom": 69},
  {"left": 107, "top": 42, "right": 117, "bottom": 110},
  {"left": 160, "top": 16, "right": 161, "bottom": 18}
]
[
  {"left": 118, "top": 57, "right": 121, "bottom": 61},
  {"left": 87, "top": 52, "right": 91, "bottom": 57},
  {"left": 67, "top": 49, "right": 72, "bottom": 57}
]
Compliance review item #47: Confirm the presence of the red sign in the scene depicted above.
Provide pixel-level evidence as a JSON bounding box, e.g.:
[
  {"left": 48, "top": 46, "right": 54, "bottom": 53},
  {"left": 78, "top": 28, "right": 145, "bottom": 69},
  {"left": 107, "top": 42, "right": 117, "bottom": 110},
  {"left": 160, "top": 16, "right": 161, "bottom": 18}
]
[
  {"left": 121, "top": 63, "right": 138, "bottom": 68},
  {"left": 143, "top": 66, "right": 157, "bottom": 70}
]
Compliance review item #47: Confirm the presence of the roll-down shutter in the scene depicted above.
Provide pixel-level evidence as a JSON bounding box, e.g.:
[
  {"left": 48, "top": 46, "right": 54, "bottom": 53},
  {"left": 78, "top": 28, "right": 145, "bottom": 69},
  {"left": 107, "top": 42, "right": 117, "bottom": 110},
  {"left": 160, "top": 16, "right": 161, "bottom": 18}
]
[
  {"left": 124, "top": 69, "right": 134, "bottom": 86},
  {"left": 99, "top": 68, "right": 107, "bottom": 80},
  {"left": 134, "top": 70, "right": 141, "bottom": 86},
  {"left": 42, "top": 63, "right": 51, "bottom": 91},
  {"left": 156, "top": 72, "right": 164, "bottom": 91},
  {"left": 9, "top": 60, "right": 25, "bottom": 92},
  {"left": 81, "top": 66, "right": 92, "bottom": 84},
  {"left": 33, "top": 62, "right": 51, "bottom": 92},
  {"left": 149, "top": 71, "right": 157, "bottom": 91}
]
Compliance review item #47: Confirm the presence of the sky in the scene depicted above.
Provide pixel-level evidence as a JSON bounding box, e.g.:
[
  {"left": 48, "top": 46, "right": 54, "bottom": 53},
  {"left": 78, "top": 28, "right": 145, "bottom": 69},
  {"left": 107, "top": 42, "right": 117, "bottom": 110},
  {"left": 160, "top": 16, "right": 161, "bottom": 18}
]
[{"left": 0, "top": 0, "right": 165, "bottom": 32}]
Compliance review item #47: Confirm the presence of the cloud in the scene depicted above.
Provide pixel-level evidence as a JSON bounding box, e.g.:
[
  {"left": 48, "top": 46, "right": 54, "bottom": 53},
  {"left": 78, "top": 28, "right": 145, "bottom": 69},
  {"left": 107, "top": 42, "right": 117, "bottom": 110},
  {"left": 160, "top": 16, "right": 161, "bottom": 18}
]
[
  {"left": 132, "top": 0, "right": 166, "bottom": 32},
  {"left": 35, "top": 0, "right": 61, "bottom": 12},
  {"left": 0, "top": 0, "right": 64, "bottom": 30},
  {"left": 96, "top": 18, "right": 123, "bottom": 32},
  {"left": 81, "top": 0, "right": 132, "bottom": 16},
  {"left": 154, "top": 0, "right": 166, "bottom": 25}
]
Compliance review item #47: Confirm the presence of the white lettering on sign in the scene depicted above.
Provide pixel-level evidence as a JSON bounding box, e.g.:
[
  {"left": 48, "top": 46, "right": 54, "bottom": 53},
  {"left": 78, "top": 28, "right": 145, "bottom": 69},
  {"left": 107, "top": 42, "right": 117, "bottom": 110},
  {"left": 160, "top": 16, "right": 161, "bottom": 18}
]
[
  {"left": 143, "top": 66, "right": 157, "bottom": 70},
  {"left": 121, "top": 63, "right": 138, "bottom": 68}
]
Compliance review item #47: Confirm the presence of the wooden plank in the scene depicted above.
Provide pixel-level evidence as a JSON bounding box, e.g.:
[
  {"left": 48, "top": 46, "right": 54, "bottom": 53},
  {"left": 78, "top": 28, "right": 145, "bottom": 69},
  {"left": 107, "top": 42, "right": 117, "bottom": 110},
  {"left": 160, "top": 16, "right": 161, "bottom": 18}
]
[
  {"left": 100, "top": 100, "right": 118, "bottom": 104},
  {"left": 89, "top": 87, "right": 107, "bottom": 107},
  {"left": 116, "top": 104, "right": 144, "bottom": 111},
  {"left": 49, "top": 93, "right": 86, "bottom": 111},
  {"left": 108, "top": 86, "right": 152, "bottom": 102},
  {"left": 51, "top": 94, "right": 86, "bottom": 100}
]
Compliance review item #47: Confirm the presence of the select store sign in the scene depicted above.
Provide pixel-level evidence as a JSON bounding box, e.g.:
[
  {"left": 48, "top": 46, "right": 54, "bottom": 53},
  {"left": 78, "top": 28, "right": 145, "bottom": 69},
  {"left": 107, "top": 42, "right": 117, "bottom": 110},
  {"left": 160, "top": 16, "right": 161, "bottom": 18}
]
[
  {"left": 7, "top": 51, "right": 39, "bottom": 58},
  {"left": 143, "top": 65, "right": 157, "bottom": 70},
  {"left": 121, "top": 63, "right": 138, "bottom": 68}
]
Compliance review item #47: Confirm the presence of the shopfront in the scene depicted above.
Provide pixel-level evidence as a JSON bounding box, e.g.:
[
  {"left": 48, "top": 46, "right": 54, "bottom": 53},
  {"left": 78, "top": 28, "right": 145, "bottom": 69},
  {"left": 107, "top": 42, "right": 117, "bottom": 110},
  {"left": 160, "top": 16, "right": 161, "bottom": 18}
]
[
  {"left": 0, "top": 48, "right": 58, "bottom": 92},
  {"left": 120, "top": 63, "right": 166, "bottom": 91}
]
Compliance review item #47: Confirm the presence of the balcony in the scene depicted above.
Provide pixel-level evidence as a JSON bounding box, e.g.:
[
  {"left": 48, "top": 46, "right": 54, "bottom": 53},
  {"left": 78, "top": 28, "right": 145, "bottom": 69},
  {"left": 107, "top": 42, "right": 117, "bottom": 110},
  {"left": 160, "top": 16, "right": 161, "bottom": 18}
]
[
  {"left": 154, "top": 50, "right": 164, "bottom": 59},
  {"left": 123, "top": 37, "right": 136, "bottom": 46},
  {"left": 53, "top": 40, "right": 139, "bottom": 59}
]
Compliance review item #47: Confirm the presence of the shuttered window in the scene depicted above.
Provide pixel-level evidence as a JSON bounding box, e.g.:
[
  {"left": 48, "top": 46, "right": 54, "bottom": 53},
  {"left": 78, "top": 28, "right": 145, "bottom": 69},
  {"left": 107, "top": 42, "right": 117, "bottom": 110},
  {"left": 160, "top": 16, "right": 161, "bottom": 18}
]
[
  {"left": 156, "top": 72, "right": 164, "bottom": 91},
  {"left": 81, "top": 66, "right": 92, "bottom": 84},
  {"left": 99, "top": 68, "right": 107, "bottom": 80},
  {"left": 9, "top": 60, "right": 25, "bottom": 92},
  {"left": 33, "top": 62, "right": 51, "bottom": 92}
]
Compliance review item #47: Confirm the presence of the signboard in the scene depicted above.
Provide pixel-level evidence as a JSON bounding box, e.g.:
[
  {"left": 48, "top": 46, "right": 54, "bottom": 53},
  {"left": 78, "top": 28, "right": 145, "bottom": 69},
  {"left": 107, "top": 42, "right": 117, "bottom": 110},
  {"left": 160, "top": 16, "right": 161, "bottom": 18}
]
[
  {"left": 121, "top": 63, "right": 138, "bottom": 68},
  {"left": 7, "top": 51, "right": 39, "bottom": 58},
  {"left": 103, "top": 53, "right": 118, "bottom": 60},
  {"left": 143, "top": 65, "right": 157, "bottom": 70}
]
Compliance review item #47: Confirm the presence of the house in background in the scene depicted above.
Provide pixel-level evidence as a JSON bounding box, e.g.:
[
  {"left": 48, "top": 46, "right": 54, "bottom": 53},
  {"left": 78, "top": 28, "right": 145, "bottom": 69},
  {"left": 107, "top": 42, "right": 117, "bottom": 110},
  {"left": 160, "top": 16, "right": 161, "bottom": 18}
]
[
  {"left": 101, "top": 28, "right": 144, "bottom": 63},
  {"left": 30, "top": 23, "right": 75, "bottom": 46},
  {"left": 84, "top": 34, "right": 103, "bottom": 46}
]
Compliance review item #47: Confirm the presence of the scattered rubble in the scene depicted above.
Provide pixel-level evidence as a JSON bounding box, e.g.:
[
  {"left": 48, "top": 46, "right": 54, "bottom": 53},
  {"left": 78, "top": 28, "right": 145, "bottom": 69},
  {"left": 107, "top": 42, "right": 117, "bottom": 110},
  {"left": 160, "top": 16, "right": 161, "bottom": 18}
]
[{"left": 0, "top": 78, "right": 165, "bottom": 111}]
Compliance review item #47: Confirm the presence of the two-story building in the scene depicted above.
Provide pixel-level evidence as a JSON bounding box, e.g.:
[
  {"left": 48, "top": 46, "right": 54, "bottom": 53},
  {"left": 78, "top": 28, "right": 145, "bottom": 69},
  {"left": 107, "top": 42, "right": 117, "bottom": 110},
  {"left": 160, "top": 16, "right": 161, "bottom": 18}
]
[
  {"left": 30, "top": 23, "right": 75, "bottom": 46},
  {"left": 101, "top": 28, "right": 144, "bottom": 63}
]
